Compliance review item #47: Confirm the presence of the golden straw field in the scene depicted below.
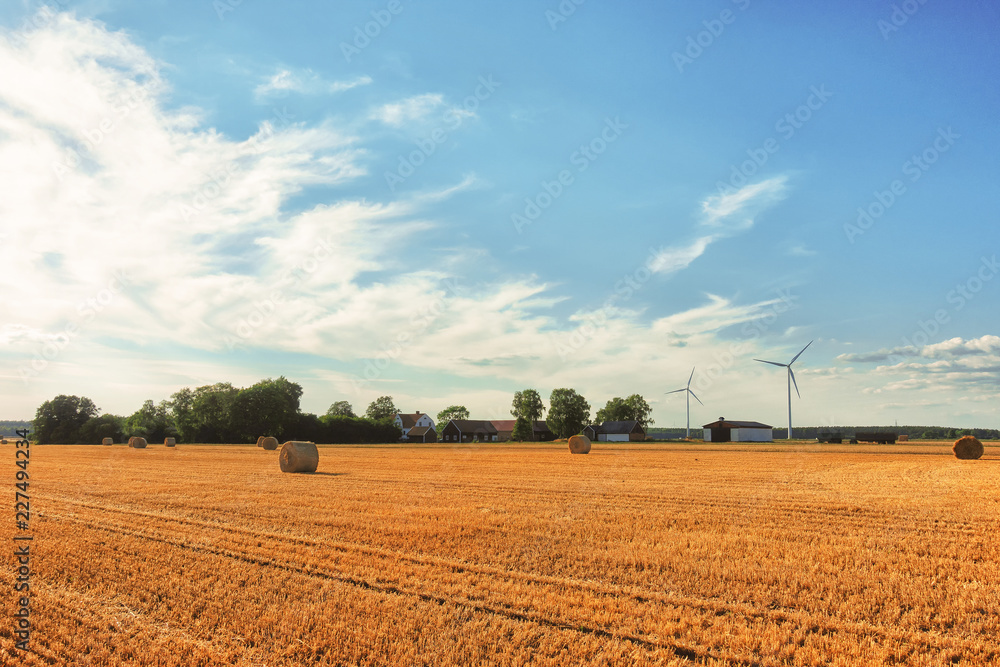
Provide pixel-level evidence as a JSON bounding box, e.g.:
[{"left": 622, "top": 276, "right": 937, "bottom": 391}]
[{"left": 3, "top": 442, "right": 999, "bottom": 666}]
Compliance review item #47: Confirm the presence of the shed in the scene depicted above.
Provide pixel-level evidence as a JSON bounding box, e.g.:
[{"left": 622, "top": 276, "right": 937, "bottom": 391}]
[
  {"left": 702, "top": 418, "right": 772, "bottom": 442},
  {"left": 584, "top": 420, "right": 646, "bottom": 442},
  {"left": 406, "top": 425, "right": 437, "bottom": 443}
]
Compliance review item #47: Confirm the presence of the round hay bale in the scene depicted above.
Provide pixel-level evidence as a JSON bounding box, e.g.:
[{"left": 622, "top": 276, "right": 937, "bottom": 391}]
[
  {"left": 1, "top": 439, "right": 7, "bottom": 445},
  {"left": 164, "top": 437, "right": 176, "bottom": 447},
  {"left": 279, "top": 441, "right": 319, "bottom": 473},
  {"left": 953, "top": 435, "right": 984, "bottom": 460},
  {"left": 256, "top": 435, "right": 265, "bottom": 448},
  {"left": 260, "top": 436, "right": 278, "bottom": 451},
  {"left": 568, "top": 434, "right": 591, "bottom": 454},
  {"left": 130, "top": 437, "right": 147, "bottom": 449},
  {"left": 102, "top": 437, "right": 113, "bottom": 446}
]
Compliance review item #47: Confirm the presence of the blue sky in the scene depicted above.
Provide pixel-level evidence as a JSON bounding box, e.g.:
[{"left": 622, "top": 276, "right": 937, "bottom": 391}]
[{"left": 2, "top": 0, "right": 998, "bottom": 429}]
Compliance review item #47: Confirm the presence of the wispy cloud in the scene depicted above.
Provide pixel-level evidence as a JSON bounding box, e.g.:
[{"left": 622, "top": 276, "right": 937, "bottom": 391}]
[
  {"left": 701, "top": 176, "right": 788, "bottom": 230},
  {"left": 254, "top": 69, "right": 371, "bottom": 101},
  {"left": 838, "top": 336, "right": 1000, "bottom": 363},
  {"left": 371, "top": 93, "right": 474, "bottom": 127},
  {"left": 787, "top": 244, "right": 816, "bottom": 257},
  {"left": 648, "top": 236, "right": 713, "bottom": 275},
  {"left": 650, "top": 177, "right": 789, "bottom": 275}
]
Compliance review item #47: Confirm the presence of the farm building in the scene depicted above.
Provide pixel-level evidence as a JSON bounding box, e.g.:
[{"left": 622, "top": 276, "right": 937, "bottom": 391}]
[
  {"left": 583, "top": 421, "right": 646, "bottom": 442},
  {"left": 405, "top": 425, "right": 437, "bottom": 443},
  {"left": 702, "top": 418, "right": 773, "bottom": 442},
  {"left": 489, "top": 420, "right": 556, "bottom": 442},
  {"left": 440, "top": 420, "right": 499, "bottom": 443},
  {"left": 393, "top": 412, "right": 435, "bottom": 440}
]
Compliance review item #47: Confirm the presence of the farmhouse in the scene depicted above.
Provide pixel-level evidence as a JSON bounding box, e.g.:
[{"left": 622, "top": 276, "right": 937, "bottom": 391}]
[
  {"left": 393, "top": 412, "right": 435, "bottom": 440},
  {"left": 583, "top": 420, "right": 646, "bottom": 442},
  {"left": 489, "top": 420, "right": 557, "bottom": 442},
  {"left": 441, "top": 419, "right": 499, "bottom": 443},
  {"left": 702, "top": 418, "right": 773, "bottom": 442}
]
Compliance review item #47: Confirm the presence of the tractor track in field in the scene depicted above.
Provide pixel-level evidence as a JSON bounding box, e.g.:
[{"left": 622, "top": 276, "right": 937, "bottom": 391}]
[
  {"left": 37, "top": 498, "right": 997, "bottom": 664},
  {"left": 45, "top": 513, "right": 754, "bottom": 667}
]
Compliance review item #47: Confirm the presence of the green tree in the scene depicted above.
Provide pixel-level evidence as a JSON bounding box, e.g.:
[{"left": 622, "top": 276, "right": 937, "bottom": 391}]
[
  {"left": 124, "top": 400, "right": 176, "bottom": 442},
  {"left": 78, "top": 414, "right": 125, "bottom": 443},
  {"left": 365, "top": 395, "right": 398, "bottom": 421},
  {"left": 511, "top": 389, "right": 545, "bottom": 422},
  {"left": 546, "top": 388, "right": 590, "bottom": 439},
  {"left": 436, "top": 405, "right": 469, "bottom": 424},
  {"left": 595, "top": 397, "right": 628, "bottom": 424},
  {"left": 326, "top": 400, "right": 356, "bottom": 418},
  {"left": 180, "top": 382, "right": 239, "bottom": 443},
  {"left": 511, "top": 416, "right": 533, "bottom": 441},
  {"left": 229, "top": 377, "right": 304, "bottom": 442},
  {"left": 595, "top": 394, "right": 654, "bottom": 430},
  {"left": 34, "top": 395, "right": 99, "bottom": 444}
]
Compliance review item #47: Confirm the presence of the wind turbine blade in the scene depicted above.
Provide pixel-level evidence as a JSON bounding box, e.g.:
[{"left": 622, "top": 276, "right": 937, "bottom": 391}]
[
  {"left": 688, "top": 389, "right": 704, "bottom": 406},
  {"left": 665, "top": 388, "right": 686, "bottom": 395},
  {"left": 754, "top": 359, "right": 788, "bottom": 368},
  {"left": 789, "top": 367, "right": 801, "bottom": 398},
  {"left": 687, "top": 367, "right": 695, "bottom": 387},
  {"left": 790, "top": 339, "right": 813, "bottom": 365}
]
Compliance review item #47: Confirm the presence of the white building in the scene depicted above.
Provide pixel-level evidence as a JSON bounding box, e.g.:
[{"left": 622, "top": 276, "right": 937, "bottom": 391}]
[{"left": 393, "top": 412, "right": 435, "bottom": 439}]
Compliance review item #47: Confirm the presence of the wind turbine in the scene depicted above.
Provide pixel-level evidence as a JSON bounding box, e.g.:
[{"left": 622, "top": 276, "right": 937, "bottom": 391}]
[
  {"left": 754, "top": 340, "right": 813, "bottom": 440},
  {"left": 665, "top": 367, "right": 704, "bottom": 439}
]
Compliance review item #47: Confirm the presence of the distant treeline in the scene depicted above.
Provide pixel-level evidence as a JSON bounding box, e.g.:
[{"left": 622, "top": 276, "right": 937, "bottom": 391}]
[
  {"left": 648, "top": 426, "right": 1000, "bottom": 440},
  {"left": 29, "top": 379, "right": 402, "bottom": 445},
  {"left": 0, "top": 420, "right": 33, "bottom": 437}
]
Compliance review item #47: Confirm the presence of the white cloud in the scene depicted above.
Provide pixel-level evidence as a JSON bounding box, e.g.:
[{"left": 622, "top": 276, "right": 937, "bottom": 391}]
[
  {"left": 648, "top": 236, "right": 714, "bottom": 275},
  {"left": 371, "top": 93, "right": 474, "bottom": 127},
  {"left": 650, "top": 178, "right": 789, "bottom": 275},
  {"left": 787, "top": 244, "right": 817, "bottom": 257},
  {"left": 701, "top": 176, "right": 788, "bottom": 230},
  {"left": 253, "top": 69, "right": 371, "bottom": 101}
]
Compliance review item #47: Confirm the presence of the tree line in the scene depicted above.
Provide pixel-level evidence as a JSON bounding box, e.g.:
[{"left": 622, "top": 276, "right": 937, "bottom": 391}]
[
  {"left": 32, "top": 378, "right": 399, "bottom": 445},
  {"left": 29, "top": 383, "right": 656, "bottom": 444}
]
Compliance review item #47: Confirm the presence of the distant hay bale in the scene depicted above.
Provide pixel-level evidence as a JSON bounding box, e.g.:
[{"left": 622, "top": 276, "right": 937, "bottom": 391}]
[
  {"left": 279, "top": 441, "right": 319, "bottom": 473},
  {"left": 898, "top": 434, "right": 908, "bottom": 442},
  {"left": 164, "top": 437, "right": 176, "bottom": 447},
  {"left": 568, "top": 434, "right": 591, "bottom": 455},
  {"left": 130, "top": 437, "right": 147, "bottom": 449},
  {"left": 1, "top": 439, "right": 7, "bottom": 445},
  {"left": 256, "top": 436, "right": 265, "bottom": 448},
  {"left": 260, "top": 436, "right": 278, "bottom": 451},
  {"left": 953, "top": 436, "right": 984, "bottom": 460},
  {"left": 102, "top": 437, "right": 113, "bottom": 446}
]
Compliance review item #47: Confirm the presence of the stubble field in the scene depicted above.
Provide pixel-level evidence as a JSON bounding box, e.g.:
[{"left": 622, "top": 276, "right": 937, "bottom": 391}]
[{"left": 2, "top": 441, "right": 998, "bottom": 666}]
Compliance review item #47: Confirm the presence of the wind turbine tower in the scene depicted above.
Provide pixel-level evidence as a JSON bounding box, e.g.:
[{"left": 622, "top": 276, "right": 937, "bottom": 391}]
[
  {"left": 665, "top": 367, "right": 704, "bottom": 439},
  {"left": 754, "top": 341, "right": 813, "bottom": 440}
]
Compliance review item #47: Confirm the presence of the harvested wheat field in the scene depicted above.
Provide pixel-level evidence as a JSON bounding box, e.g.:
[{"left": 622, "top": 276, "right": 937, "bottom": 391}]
[{"left": 2, "top": 442, "right": 998, "bottom": 666}]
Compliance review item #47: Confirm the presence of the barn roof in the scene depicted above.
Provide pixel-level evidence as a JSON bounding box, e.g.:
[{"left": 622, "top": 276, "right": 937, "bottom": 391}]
[
  {"left": 702, "top": 419, "right": 772, "bottom": 429},
  {"left": 491, "top": 420, "right": 551, "bottom": 432},
  {"left": 407, "top": 426, "right": 434, "bottom": 437},
  {"left": 587, "top": 420, "right": 644, "bottom": 434},
  {"left": 446, "top": 419, "right": 498, "bottom": 434}
]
